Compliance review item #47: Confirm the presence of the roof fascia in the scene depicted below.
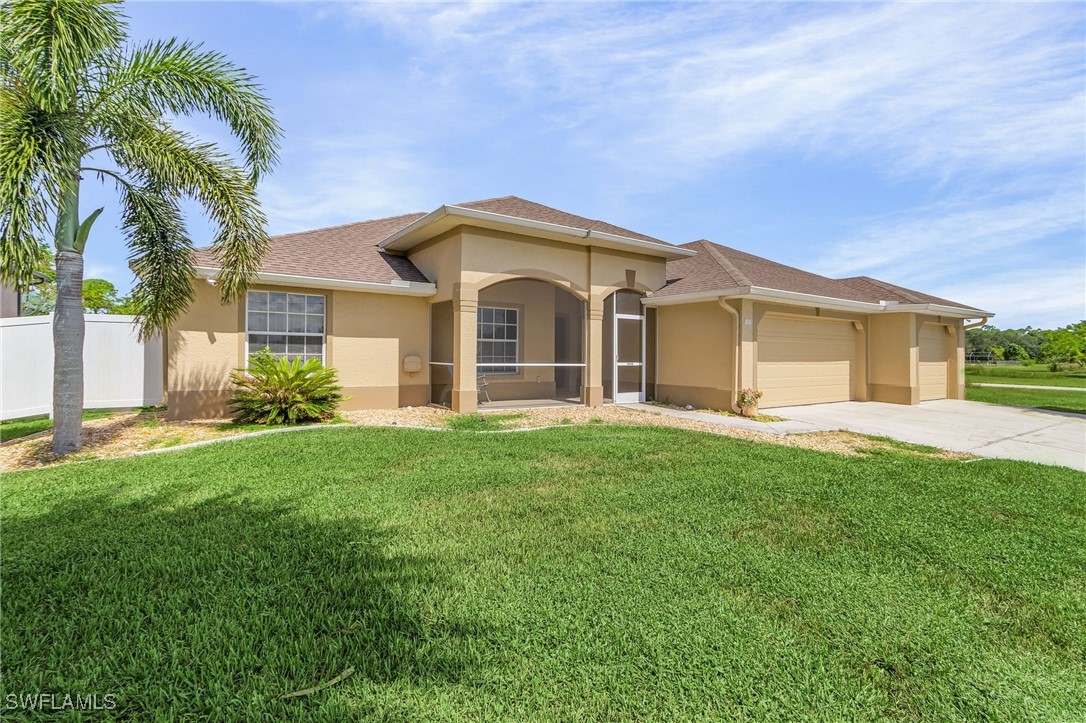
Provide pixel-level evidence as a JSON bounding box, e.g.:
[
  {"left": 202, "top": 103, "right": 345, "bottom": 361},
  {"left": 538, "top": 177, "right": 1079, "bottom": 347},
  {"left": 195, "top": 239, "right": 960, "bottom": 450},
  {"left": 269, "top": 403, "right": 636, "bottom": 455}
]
[
  {"left": 643, "top": 285, "right": 990, "bottom": 317},
  {"left": 882, "top": 302, "right": 994, "bottom": 318},
  {"left": 193, "top": 267, "right": 436, "bottom": 297}
]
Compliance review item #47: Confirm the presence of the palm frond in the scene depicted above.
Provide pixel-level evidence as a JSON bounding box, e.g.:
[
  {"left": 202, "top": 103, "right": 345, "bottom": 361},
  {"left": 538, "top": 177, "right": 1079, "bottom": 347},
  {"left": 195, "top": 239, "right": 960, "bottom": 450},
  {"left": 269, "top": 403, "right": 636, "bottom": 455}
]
[
  {"left": 0, "top": 85, "right": 67, "bottom": 283},
  {"left": 94, "top": 39, "right": 280, "bottom": 179},
  {"left": 115, "top": 182, "right": 194, "bottom": 340},
  {"left": 2, "top": 0, "right": 125, "bottom": 112},
  {"left": 105, "top": 117, "right": 269, "bottom": 303}
]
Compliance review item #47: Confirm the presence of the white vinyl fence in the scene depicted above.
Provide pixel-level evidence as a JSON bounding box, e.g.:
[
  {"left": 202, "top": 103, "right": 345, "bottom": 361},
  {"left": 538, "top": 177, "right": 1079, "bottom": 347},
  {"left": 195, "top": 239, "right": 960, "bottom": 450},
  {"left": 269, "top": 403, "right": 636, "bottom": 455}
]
[{"left": 0, "top": 314, "right": 163, "bottom": 421}]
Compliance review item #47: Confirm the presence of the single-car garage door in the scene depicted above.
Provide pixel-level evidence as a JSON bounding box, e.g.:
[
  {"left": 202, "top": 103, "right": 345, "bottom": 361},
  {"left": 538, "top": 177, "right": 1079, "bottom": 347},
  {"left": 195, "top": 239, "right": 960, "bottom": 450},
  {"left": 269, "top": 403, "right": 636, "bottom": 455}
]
[
  {"left": 919, "top": 324, "right": 949, "bottom": 400},
  {"left": 757, "top": 315, "right": 856, "bottom": 407}
]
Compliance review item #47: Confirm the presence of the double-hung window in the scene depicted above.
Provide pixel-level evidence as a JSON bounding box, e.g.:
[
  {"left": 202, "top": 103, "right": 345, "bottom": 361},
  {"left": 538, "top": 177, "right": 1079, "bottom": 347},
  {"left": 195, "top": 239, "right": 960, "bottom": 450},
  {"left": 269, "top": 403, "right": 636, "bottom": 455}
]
[
  {"left": 246, "top": 291, "right": 325, "bottom": 363},
  {"left": 477, "top": 306, "right": 518, "bottom": 374}
]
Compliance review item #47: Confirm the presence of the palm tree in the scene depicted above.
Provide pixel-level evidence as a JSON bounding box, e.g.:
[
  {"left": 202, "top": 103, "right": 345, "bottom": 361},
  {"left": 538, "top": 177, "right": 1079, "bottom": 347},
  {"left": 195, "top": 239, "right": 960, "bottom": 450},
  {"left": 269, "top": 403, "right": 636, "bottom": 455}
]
[{"left": 1, "top": 0, "right": 281, "bottom": 453}]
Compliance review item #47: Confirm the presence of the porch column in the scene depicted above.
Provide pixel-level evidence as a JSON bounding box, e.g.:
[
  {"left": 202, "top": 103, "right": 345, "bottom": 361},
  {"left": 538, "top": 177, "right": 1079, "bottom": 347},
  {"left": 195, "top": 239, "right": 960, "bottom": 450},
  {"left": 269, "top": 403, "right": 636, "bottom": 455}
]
[
  {"left": 584, "top": 294, "right": 605, "bottom": 406},
  {"left": 738, "top": 298, "right": 756, "bottom": 390},
  {"left": 451, "top": 283, "right": 478, "bottom": 413}
]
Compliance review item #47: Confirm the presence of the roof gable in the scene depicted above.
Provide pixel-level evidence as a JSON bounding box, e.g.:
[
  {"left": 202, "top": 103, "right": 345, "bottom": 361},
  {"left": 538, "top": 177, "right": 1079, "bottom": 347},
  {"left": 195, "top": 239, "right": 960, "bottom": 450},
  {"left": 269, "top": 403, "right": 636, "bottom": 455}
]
[{"left": 455, "top": 196, "right": 664, "bottom": 244}]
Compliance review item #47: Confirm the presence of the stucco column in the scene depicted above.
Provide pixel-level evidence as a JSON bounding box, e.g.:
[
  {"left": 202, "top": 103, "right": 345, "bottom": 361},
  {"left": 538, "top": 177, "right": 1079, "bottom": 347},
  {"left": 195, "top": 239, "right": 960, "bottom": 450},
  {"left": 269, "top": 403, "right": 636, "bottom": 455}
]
[
  {"left": 951, "top": 321, "right": 965, "bottom": 400},
  {"left": 451, "top": 283, "right": 478, "bottom": 413},
  {"left": 853, "top": 321, "right": 869, "bottom": 402},
  {"left": 738, "top": 298, "right": 756, "bottom": 390},
  {"left": 584, "top": 295, "right": 605, "bottom": 406},
  {"left": 907, "top": 314, "right": 921, "bottom": 404}
]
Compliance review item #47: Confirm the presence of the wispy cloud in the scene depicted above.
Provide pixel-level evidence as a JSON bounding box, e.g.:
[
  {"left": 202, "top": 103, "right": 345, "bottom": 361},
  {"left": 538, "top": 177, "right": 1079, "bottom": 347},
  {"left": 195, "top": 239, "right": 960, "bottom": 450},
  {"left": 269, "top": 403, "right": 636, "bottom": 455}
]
[
  {"left": 927, "top": 265, "right": 1086, "bottom": 329},
  {"left": 261, "top": 138, "right": 437, "bottom": 233},
  {"left": 276, "top": 2, "right": 1085, "bottom": 326},
  {"left": 811, "top": 190, "right": 1086, "bottom": 282},
  {"left": 346, "top": 2, "right": 1084, "bottom": 184}
]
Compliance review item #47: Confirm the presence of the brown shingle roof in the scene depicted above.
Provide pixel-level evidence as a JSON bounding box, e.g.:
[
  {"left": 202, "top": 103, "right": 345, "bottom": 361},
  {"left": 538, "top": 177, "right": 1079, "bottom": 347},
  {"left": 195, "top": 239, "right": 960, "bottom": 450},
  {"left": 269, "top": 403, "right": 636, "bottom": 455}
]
[
  {"left": 658, "top": 239, "right": 981, "bottom": 311},
  {"left": 192, "top": 198, "right": 979, "bottom": 312},
  {"left": 454, "top": 196, "right": 664, "bottom": 244},
  {"left": 192, "top": 196, "right": 666, "bottom": 284},
  {"left": 192, "top": 212, "right": 431, "bottom": 284},
  {"left": 836, "top": 276, "right": 980, "bottom": 310}
]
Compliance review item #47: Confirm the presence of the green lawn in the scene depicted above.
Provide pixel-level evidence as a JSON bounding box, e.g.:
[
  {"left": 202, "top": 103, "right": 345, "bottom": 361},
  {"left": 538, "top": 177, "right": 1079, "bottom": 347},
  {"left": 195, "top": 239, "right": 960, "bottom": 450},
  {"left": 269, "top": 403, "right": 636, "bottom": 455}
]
[
  {"left": 2, "top": 427, "right": 1083, "bottom": 720},
  {"left": 966, "top": 385, "right": 1086, "bottom": 415},
  {"left": 0, "top": 409, "right": 117, "bottom": 443},
  {"left": 965, "top": 365, "right": 1086, "bottom": 388}
]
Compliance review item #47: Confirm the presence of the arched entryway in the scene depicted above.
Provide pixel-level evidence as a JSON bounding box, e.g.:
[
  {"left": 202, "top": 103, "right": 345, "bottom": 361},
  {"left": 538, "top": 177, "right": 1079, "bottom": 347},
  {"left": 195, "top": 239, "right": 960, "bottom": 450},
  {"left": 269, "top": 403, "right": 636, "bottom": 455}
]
[{"left": 429, "top": 278, "right": 587, "bottom": 408}]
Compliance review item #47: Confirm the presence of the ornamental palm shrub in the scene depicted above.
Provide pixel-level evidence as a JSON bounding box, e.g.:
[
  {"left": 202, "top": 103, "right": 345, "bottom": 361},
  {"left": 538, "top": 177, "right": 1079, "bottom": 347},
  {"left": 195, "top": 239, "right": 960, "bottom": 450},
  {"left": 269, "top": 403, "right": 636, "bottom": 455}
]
[{"left": 229, "top": 351, "right": 345, "bottom": 425}]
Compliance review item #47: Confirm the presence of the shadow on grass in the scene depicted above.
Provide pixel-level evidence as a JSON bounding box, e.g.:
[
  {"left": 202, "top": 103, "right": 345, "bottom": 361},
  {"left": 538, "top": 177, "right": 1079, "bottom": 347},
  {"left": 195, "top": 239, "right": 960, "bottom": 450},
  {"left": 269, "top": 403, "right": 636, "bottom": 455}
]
[{"left": 1, "top": 490, "right": 474, "bottom": 719}]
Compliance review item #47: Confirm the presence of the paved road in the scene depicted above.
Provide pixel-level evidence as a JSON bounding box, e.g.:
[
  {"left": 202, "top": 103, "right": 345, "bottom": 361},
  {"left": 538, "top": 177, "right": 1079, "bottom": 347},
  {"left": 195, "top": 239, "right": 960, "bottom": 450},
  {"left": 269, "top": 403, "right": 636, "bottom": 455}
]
[
  {"left": 771, "top": 399, "right": 1085, "bottom": 471},
  {"left": 970, "top": 382, "right": 1086, "bottom": 392}
]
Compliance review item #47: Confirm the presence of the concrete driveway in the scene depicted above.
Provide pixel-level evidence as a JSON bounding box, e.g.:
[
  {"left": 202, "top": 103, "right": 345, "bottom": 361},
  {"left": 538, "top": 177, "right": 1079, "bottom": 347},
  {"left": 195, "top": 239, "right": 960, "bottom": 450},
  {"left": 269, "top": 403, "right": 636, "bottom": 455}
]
[{"left": 771, "top": 399, "right": 1086, "bottom": 471}]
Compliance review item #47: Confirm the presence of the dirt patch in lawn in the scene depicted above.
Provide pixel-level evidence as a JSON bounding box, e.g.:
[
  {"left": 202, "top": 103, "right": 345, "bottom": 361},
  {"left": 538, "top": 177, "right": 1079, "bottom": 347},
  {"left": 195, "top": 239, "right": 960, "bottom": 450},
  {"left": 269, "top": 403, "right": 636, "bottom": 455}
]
[{"left": 0, "top": 404, "right": 967, "bottom": 472}]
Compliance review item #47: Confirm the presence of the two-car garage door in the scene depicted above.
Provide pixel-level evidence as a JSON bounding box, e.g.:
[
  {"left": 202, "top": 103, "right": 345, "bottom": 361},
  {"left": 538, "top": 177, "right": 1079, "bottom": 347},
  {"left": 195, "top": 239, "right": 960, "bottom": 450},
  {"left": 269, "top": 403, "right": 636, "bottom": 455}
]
[{"left": 757, "top": 315, "right": 856, "bottom": 408}]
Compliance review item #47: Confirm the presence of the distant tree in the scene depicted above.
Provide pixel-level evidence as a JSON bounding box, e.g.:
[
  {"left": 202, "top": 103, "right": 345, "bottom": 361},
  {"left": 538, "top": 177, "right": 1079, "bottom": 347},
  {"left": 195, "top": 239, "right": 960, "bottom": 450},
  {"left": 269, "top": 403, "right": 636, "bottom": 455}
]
[
  {"left": 1005, "top": 343, "right": 1030, "bottom": 362},
  {"left": 1040, "top": 330, "right": 1084, "bottom": 364},
  {"left": 966, "top": 325, "right": 1049, "bottom": 360},
  {"left": 1066, "top": 321, "right": 1086, "bottom": 346},
  {"left": 990, "top": 346, "right": 1005, "bottom": 361},
  {"left": 81, "top": 278, "right": 121, "bottom": 313}
]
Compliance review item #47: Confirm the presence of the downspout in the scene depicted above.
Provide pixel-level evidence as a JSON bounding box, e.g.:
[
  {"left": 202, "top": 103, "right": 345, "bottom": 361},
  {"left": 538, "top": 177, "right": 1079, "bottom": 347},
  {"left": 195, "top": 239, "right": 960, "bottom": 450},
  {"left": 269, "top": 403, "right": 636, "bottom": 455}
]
[
  {"left": 717, "top": 297, "right": 743, "bottom": 414},
  {"left": 964, "top": 317, "right": 988, "bottom": 330}
]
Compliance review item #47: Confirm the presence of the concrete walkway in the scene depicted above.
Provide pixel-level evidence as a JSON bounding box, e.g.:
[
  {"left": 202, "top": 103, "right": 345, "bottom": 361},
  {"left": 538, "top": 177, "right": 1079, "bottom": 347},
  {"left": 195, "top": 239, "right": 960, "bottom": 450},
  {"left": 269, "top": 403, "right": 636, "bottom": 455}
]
[
  {"left": 771, "top": 400, "right": 1085, "bottom": 471},
  {"left": 623, "top": 403, "right": 824, "bottom": 435},
  {"left": 971, "top": 382, "right": 1086, "bottom": 392}
]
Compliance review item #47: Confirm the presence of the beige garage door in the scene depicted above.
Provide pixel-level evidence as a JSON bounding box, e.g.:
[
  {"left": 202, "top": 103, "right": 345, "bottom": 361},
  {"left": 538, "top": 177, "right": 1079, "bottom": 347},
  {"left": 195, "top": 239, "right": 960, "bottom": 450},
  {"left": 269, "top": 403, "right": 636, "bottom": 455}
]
[
  {"left": 757, "top": 315, "right": 856, "bottom": 407},
  {"left": 919, "top": 324, "right": 948, "bottom": 400}
]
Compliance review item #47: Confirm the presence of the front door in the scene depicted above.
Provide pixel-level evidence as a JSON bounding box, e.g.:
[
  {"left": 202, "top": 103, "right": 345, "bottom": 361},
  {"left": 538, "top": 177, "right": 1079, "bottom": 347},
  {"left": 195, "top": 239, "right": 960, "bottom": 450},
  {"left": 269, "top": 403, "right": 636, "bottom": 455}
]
[{"left": 614, "top": 312, "right": 645, "bottom": 403}]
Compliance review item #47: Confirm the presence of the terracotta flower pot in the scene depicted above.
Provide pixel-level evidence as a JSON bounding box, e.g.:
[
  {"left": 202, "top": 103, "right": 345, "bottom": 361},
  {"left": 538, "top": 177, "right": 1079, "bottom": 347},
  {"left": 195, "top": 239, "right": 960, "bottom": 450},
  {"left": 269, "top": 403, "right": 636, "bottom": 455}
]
[{"left": 740, "top": 405, "right": 758, "bottom": 418}]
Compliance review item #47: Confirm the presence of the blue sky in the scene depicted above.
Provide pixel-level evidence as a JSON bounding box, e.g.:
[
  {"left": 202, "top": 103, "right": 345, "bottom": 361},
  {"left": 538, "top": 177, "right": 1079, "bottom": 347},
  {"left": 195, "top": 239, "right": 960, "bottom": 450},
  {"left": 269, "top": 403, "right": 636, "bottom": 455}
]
[{"left": 81, "top": 1, "right": 1085, "bottom": 328}]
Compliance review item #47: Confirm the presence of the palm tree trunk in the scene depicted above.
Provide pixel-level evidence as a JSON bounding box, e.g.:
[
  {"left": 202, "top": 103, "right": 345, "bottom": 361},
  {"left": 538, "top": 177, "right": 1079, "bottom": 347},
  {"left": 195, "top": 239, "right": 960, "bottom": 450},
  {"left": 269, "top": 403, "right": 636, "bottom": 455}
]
[{"left": 52, "top": 175, "right": 85, "bottom": 455}]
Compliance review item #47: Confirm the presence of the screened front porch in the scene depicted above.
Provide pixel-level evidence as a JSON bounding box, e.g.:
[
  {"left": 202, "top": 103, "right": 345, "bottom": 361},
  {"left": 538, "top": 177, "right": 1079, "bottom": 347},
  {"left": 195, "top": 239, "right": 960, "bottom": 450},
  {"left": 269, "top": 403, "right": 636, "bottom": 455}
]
[{"left": 429, "top": 279, "right": 586, "bottom": 409}]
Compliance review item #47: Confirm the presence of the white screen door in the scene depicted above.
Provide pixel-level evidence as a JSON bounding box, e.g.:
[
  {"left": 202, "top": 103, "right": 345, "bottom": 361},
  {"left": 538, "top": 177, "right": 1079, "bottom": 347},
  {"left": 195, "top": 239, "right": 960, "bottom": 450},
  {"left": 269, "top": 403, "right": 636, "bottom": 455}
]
[{"left": 614, "top": 312, "right": 645, "bottom": 403}]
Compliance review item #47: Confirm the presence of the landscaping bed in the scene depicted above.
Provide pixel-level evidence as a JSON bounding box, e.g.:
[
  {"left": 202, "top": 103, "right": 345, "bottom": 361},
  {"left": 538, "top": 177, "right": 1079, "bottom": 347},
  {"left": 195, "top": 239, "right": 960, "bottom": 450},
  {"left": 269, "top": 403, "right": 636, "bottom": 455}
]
[{"left": 0, "top": 405, "right": 965, "bottom": 472}]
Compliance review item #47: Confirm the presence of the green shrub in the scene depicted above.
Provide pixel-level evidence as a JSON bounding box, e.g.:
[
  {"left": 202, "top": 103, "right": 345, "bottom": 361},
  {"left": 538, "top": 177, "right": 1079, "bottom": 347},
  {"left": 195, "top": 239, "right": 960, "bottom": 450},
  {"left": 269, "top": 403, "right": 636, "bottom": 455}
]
[{"left": 229, "top": 350, "right": 345, "bottom": 425}]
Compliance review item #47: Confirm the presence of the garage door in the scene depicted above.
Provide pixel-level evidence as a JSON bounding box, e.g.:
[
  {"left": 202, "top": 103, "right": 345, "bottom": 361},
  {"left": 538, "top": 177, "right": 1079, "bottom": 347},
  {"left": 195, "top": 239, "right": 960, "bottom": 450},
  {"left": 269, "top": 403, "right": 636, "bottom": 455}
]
[
  {"left": 757, "top": 315, "right": 856, "bottom": 407},
  {"left": 919, "top": 324, "right": 948, "bottom": 400}
]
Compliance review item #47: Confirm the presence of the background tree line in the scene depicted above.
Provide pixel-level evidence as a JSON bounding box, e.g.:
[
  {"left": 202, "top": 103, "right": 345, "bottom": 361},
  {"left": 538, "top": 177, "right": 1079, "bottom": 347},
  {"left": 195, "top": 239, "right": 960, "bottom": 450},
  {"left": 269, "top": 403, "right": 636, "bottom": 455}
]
[
  {"left": 966, "top": 321, "right": 1086, "bottom": 366},
  {"left": 18, "top": 246, "right": 137, "bottom": 315}
]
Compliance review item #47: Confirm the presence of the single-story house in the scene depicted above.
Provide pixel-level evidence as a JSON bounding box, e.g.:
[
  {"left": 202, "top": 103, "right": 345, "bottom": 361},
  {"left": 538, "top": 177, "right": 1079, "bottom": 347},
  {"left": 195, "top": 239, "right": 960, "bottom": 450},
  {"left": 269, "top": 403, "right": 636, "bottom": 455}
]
[{"left": 167, "top": 196, "right": 991, "bottom": 419}]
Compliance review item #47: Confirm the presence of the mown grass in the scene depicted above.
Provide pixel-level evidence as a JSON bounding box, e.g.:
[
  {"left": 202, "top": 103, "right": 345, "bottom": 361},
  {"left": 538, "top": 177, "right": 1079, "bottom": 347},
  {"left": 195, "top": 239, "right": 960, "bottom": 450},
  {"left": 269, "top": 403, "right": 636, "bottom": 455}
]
[
  {"left": 2, "top": 426, "right": 1084, "bottom": 720},
  {"left": 0, "top": 409, "right": 117, "bottom": 443},
  {"left": 965, "top": 365, "right": 1086, "bottom": 388},
  {"left": 966, "top": 385, "right": 1086, "bottom": 415},
  {"left": 446, "top": 412, "right": 526, "bottom": 431}
]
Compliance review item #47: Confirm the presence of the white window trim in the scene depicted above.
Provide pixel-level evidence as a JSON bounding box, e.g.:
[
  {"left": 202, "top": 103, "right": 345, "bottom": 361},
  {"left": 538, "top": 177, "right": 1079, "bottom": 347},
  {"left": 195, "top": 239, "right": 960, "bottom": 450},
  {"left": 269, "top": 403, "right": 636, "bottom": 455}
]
[
  {"left": 477, "top": 305, "right": 519, "bottom": 375},
  {"left": 245, "top": 290, "right": 326, "bottom": 365}
]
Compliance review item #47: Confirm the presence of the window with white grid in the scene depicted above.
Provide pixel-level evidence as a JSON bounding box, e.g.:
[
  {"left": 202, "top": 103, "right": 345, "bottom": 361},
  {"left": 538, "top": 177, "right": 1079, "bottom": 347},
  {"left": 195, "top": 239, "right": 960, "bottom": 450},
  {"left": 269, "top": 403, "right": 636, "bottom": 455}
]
[
  {"left": 246, "top": 291, "right": 325, "bottom": 363},
  {"left": 477, "top": 306, "right": 518, "bottom": 374}
]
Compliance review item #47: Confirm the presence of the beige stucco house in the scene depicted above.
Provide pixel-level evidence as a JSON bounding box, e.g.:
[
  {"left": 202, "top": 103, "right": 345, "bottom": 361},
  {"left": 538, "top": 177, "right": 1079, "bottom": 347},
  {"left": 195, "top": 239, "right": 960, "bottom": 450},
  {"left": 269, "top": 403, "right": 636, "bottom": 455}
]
[{"left": 166, "top": 196, "right": 990, "bottom": 419}]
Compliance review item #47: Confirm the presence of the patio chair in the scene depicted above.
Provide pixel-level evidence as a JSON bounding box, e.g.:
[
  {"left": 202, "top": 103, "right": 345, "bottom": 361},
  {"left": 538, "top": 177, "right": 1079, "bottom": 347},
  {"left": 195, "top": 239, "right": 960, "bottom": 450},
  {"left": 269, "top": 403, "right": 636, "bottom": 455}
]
[{"left": 477, "top": 375, "right": 491, "bottom": 403}]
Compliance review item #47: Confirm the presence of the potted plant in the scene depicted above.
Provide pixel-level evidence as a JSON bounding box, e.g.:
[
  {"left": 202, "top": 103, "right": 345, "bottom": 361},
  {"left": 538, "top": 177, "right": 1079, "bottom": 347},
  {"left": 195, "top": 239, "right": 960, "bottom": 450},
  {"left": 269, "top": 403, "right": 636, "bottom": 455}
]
[{"left": 736, "top": 388, "right": 763, "bottom": 418}]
